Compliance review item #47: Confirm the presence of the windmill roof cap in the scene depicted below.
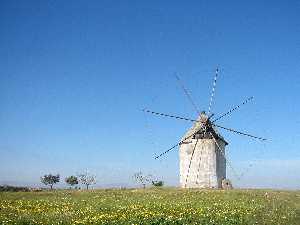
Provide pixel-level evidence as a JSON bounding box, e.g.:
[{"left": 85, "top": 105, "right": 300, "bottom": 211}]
[{"left": 181, "top": 115, "right": 228, "bottom": 145}]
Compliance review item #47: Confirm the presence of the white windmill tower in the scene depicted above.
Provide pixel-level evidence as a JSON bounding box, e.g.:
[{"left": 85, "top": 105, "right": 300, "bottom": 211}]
[
  {"left": 179, "top": 111, "right": 227, "bottom": 188},
  {"left": 143, "top": 68, "right": 266, "bottom": 188}
]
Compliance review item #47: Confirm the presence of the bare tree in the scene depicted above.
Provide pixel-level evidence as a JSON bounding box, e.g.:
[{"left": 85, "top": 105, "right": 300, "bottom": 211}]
[
  {"left": 78, "top": 171, "right": 96, "bottom": 190},
  {"left": 133, "top": 171, "right": 152, "bottom": 189}
]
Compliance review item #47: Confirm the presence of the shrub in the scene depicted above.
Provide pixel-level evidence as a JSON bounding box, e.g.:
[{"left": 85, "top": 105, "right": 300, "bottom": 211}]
[
  {"left": 152, "top": 180, "right": 164, "bottom": 187},
  {"left": 0, "top": 185, "right": 30, "bottom": 192}
]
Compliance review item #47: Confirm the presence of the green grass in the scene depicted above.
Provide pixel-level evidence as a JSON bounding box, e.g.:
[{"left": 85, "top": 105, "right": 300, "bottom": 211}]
[{"left": 1, "top": 188, "right": 300, "bottom": 224}]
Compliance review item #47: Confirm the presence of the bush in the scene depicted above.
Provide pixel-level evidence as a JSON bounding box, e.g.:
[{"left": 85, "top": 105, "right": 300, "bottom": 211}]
[
  {"left": 0, "top": 185, "right": 30, "bottom": 192},
  {"left": 152, "top": 180, "right": 164, "bottom": 187}
]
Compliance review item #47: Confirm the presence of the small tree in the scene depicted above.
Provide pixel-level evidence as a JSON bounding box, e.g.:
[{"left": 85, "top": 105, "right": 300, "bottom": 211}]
[
  {"left": 65, "top": 176, "right": 78, "bottom": 189},
  {"left": 133, "top": 171, "right": 152, "bottom": 189},
  {"left": 40, "top": 174, "right": 60, "bottom": 190},
  {"left": 78, "top": 172, "right": 96, "bottom": 190}
]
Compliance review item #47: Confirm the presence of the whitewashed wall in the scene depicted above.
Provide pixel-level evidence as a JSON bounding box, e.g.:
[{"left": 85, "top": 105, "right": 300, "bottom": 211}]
[{"left": 179, "top": 138, "right": 226, "bottom": 188}]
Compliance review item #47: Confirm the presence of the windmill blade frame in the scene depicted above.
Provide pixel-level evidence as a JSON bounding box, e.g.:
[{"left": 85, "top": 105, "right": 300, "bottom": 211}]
[
  {"left": 195, "top": 124, "right": 209, "bottom": 184},
  {"left": 154, "top": 125, "right": 205, "bottom": 159},
  {"left": 208, "top": 68, "right": 219, "bottom": 115},
  {"left": 212, "top": 123, "right": 267, "bottom": 141},
  {"left": 209, "top": 131, "right": 240, "bottom": 180},
  {"left": 174, "top": 73, "right": 200, "bottom": 115},
  {"left": 142, "top": 109, "right": 198, "bottom": 123},
  {"left": 195, "top": 143, "right": 204, "bottom": 184},
  {"left": 184, "top": 138, "right": 199, "bottom": 187},
  {"left": 212, "top": 96, "right": 254, "bottom": 123}
]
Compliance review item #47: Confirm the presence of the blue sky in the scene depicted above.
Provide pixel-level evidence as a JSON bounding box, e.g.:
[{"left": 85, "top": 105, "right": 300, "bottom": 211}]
[{"left": 1, "top": 1, "right": 300, "bottom": 189}]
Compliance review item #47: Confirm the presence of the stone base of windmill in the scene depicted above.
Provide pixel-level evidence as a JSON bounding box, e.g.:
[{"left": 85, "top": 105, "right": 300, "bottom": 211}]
[
  {"left": 221, "top": 179, "right": 233, "bottom": 189},
  {"left": 179, "top": 138, "right": 227, "bottom": 189}
]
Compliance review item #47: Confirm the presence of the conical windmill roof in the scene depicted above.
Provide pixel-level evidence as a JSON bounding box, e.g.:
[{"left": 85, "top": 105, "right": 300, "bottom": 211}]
[{"left": 181, "top": 112, "right": 228, "bottom": 145}]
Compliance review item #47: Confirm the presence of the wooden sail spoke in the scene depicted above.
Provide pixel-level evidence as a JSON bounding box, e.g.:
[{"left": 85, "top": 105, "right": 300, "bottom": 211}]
[
  {"left": 174, "top": 73, "right": 200, "bottom": 115},
  {"left": 154, "top": 127, "right": 203, "bottom": 159},
  {"left": 212, "top": 96, "right": 254, "bottom": 123},
  {"left": 184, "top": 138, "right": 199, "bottom": 187},
  {"left": 143, "top": 109, "right": 198, "bottom": 123},
  {"left": 210, "top": 132, "right": 240, "bottom": 180},
  {"left": 213, "top": 123, "right": 267, "bottom": 141},
  {"left": 208, "top": 68, "right": 219, "bottom": 115}
]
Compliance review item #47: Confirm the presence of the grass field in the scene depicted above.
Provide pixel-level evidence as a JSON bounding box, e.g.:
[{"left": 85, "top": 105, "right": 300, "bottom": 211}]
[{"left": 0, "top": 188, "right": 300, "bottom": 225}]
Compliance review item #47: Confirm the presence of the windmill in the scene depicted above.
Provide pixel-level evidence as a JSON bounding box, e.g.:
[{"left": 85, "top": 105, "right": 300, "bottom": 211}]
[{"left": 143, "top": 68, "right": 266, "bottom": 189}]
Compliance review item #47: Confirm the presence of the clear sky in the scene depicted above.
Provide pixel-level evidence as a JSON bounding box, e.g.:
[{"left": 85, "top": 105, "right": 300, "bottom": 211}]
[{"left": 1, "top": 1, "right": 300, "bottom": 189}]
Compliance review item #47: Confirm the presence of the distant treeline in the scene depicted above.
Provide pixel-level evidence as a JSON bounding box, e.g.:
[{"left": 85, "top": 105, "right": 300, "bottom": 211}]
[{"left": 0, "top": 185, "right": 30, "bottom": 192}]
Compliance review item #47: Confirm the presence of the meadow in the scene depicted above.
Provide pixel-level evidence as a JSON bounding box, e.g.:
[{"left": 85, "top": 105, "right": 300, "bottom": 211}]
[{"left": 0, "top": 188, "right": 300, "bottom": 225}]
